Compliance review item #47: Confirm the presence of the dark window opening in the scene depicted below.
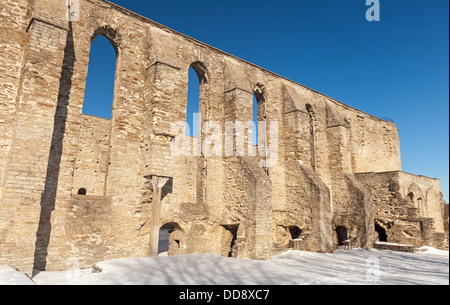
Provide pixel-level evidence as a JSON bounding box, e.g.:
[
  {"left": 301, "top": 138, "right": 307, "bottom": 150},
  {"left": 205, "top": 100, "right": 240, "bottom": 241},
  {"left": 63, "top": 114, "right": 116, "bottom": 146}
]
[
  {"left": 336, "top": 226, "right": 348, "bottom": 246},
  {"left": 375, "top": 224, "right": 388, "bottom": 242},
  {"left": 77, "top": 188, "right": 87, "bottom": 195},
  {"left": 288, "top": 226, "right": 302, "bottom": 240},
  {"left": 222, "top": 225, "right": 239, "bottom": 258}
]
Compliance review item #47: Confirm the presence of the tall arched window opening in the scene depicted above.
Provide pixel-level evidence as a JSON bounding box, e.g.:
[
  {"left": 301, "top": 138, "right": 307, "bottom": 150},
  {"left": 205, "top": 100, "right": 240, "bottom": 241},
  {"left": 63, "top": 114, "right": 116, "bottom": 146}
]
[
  {"left": 252, "top": 94, "right": 258, "bottom": 146},
  {"left": 306, "top": 104, "right": 317, "bottom": 171},
  {"left": 253, "top": 84, "right": 266, "bottom": 147},
  {"left": 186, "top": 67, "right": 200, "bottom": 137},
  {"left": 83, "top": 35, "right": 117, "bottom": 119},
  {"left": 186, "top": 63, "right": 207, "bottom": 138},
  {"left": 408, "top": 192, "right": 415, "bottom": 207}
]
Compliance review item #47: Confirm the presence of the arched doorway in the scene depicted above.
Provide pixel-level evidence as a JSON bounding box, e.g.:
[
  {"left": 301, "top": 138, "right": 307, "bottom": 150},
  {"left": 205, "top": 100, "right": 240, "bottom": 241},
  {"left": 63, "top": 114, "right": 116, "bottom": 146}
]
[
  {"left": 221, "top": 225, "right": 239, "bottom": 258},
  {"left": 335, "top": 226, "right": 348, "bottom": 246},
  {"left": 375, "top": 223, "right": 388, "bottom": 242},
  {"left": 158, "top": 222, "right": 182, "bottom": 256}
]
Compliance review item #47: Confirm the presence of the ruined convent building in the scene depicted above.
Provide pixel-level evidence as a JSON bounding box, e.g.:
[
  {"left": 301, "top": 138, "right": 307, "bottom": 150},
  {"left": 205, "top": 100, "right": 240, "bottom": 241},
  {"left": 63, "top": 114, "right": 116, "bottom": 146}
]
[{"left": 0, "top": 0, "right": 448, "bottom": 275}]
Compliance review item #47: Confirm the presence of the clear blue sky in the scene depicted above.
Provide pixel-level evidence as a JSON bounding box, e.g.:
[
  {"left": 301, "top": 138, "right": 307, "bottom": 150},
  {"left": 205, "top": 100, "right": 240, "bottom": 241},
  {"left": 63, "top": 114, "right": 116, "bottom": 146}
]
[{"left": 83, "top": 0, "right": 449, "bottom": 201}]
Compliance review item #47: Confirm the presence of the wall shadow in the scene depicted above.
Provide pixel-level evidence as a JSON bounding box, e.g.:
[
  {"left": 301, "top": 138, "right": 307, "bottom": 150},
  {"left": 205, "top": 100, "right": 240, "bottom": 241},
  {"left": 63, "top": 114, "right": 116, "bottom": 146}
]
[{"left": 32, "top": 21, "right": 75, "bottom": 277}]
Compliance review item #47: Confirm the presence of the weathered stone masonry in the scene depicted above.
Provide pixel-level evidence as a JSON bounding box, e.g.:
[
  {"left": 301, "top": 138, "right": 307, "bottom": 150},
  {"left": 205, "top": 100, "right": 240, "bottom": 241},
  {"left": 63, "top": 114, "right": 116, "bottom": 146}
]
[{"left": 0, "top": 0, "right": 447, "bottom": 275}]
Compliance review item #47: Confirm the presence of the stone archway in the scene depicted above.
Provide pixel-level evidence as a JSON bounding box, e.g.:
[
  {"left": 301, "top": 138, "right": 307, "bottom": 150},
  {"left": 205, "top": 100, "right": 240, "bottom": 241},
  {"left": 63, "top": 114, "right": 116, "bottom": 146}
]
[
  {"left": 159, "top": 222, "right": 183, "bottom": 256},
  {"left": 335, "top": 226, "right": 348, "bottom": 246},
  {"left": 220, "top": 225, "right": 239, "bottom": 258},
  {"left": 375, "top": 223, "right": 388, "bottom": 242}
]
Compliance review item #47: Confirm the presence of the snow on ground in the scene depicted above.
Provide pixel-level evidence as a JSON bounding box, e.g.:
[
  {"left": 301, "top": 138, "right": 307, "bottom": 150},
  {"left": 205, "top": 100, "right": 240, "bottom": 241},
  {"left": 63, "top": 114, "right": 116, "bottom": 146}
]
[
  {"left": 0, "top": 266, "right": 35, "bottom": 285},
  {"left": 1, "top": 247, "right": 448, "bottom": 285}
]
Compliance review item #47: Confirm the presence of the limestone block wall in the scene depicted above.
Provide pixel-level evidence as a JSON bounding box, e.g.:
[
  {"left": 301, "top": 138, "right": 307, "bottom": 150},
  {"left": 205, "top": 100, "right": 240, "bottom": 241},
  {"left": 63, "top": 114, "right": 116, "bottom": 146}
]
[
  {"left": 56, "top": 194, "right": 113, "bottom": 269},
  {"left": 281, "top": 83, "right": 401, "bottom": 177},
  {"left": 43, "top": 0, "right": 151, "bottom": 272},
  {"left": 72, "top": 115, "right": 111, "bottom": 196},
  {"left": 356, "top": 171, "right": 448, "bottom": 249},
  {"left": 444, "top": 204, "right": 449, "bottom": 240},
  {"left": 281, "top": 83, "right": 379, "bottom": 249},
  {"left": 0, "top": 0, "right": 445, "bottom": 274},
  {"left": 397, "top": 172, "right": 445, "bottom": 232},
  {"left": 0, "top": 0, "right": 30, "bottom": 210},
  {"left": 280, "top": 90, "right": 333, "bottom": 252},
  {"left": 0, "top": 0, "right": 71, "bottom": 274}
]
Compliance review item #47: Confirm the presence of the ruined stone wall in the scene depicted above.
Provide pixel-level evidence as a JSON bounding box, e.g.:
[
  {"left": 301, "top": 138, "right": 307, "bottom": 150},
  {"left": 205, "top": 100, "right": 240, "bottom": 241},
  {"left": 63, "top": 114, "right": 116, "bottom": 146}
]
[
  {"left": 444, "top": 204, "right": 449, "bottom": 238},
  {"left": 281, "top": 83, "right": 401, "bottom": 177},
  {"left": 0, "top": 0, "right": 71, "bottom": 274},
  {"left": 280, "top": 87, "right": 333, "bottom": 253},
  {"left": 0, "top": 0, "right": 151, "bottom": 273},
  {"left": 0, "top": 0, "right": 445, "bottom": 274},
  {"left": 0, "top": 0, "right": 31, "bottom": 229},
  {"left": 58, "top": 194, "right": 113, "bottom": 268},
  {"left": 43, "top": 0, "right": 152, "bottom": 272},
  {"left": 72, "top": 115, "right": 111, "bottom": 196},
  {"left": 397, "top": 172, "right": 445, "bottom": 232},
  {"left": 281, "top": 83, "right": 384, "bottom": 249},
  {"left": 356, "top": 171, "right": 448, "bottom": 250}
]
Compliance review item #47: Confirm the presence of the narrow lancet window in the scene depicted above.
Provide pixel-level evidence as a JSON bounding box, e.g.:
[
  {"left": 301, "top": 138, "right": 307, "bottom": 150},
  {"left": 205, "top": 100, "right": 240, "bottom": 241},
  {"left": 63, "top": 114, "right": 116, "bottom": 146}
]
[
  {"left": 83, "top": 35, "right": 117, "bottom": 119},
  {"left": 186, "top": 67, "right": 201, "bottom": 137}
]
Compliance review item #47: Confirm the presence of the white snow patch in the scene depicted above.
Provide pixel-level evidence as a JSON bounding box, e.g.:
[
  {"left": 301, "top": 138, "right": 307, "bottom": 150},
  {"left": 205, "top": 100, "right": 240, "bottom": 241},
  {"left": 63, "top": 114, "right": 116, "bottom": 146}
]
[
  {"left": 1, "top": 247, "right": 448, "bottom": 285},
  {"left": 374, "top": 241, "right": 413, "bottom": 247},
  {"left": 0, "top": 266, "right": 35, "bottom": 285},
  {"left": 417, "top": 246, "right": 449, "bottom": 256}
]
